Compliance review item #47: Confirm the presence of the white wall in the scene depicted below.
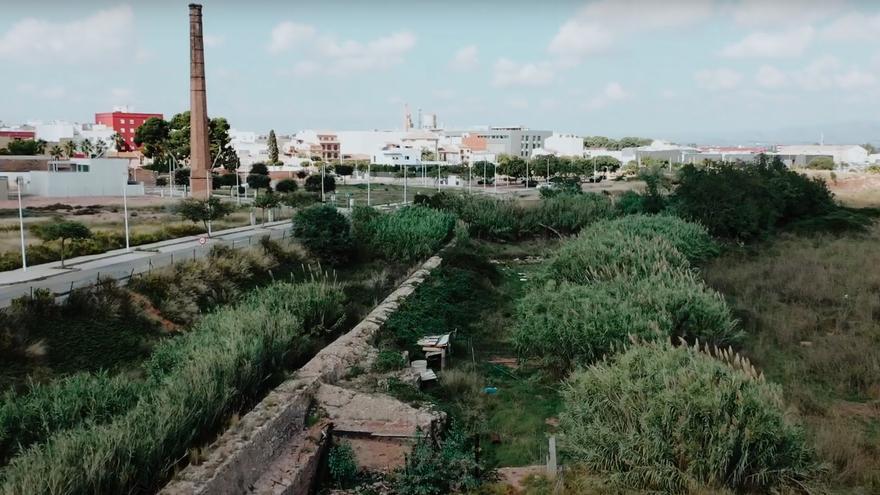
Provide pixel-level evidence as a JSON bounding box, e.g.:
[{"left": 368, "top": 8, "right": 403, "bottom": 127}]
[
  {"left": 371, "top": 148, "right": 420, "bottom": 165},
  {"left": 544, "top": 133, "right": 584, "bottom": 157},
  {"left": 28, "top": 158, "right": 143, "bottom": 197}
]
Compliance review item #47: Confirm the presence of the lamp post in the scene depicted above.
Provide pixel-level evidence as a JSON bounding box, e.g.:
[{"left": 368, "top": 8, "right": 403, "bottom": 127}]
[
  {"left": 526, "top": 160, "right": 530, "bottom": 189},
  {"left": 437, "top": 163, "right": 441, "bottom": 192},
  {"left": 546, "top": 155, "right": 550, "bottom": 184},
  {"left": 367, "top": 162, "right": 371, "bottom": 206},
  {"left": 483, "top": 161, "right": 487, "bottom": 191},
  {"left": 16, "top": 177, "right": 26, "bottom": 271},
  {"left": 493, "top": 163, "right": 498, "bottom": 195},
  {"left": 321, "top": 161, "right": 326, "bottom": 203},
  {"left": 403, "top": 163, "right": 408, "bottom": 204},
  {"left": 122, "top": 175, "right": 130, "bottom": 252}
]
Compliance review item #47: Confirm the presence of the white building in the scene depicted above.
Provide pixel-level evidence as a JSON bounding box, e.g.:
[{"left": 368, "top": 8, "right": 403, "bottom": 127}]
[
  {"left": 869, "top": 153, "right": 880, "bottom": 165},
  {"left": 371, "top": 146, "right": 420, "bottom": 165},
  {"left": 34, "top": 122, "right": 76, "bottom": 142},
  {"left": 27, "top": 158, "right": 144, "bottom": 197},
  {"left": 544, "top": 133, "right": 584, "bottom": 157},
  {"left": 775, "top": 145, "right": 869, "bottom": 168},
  {"left": 584, "top": 149, "right": 631, "bottom": 164}
]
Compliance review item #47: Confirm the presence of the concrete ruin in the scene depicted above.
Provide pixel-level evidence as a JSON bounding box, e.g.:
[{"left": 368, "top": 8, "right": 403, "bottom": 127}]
[
  {"left": 161, "top": 256, "right": 444, "bottom": 494},
  {"left": 188, "top": 3, "right": 212, "bottom": 198}
]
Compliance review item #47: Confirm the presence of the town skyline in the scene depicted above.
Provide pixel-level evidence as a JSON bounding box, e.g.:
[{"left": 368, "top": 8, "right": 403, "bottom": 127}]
[{"left": 1, "top": 0, "right": 879, "bottom": 144}]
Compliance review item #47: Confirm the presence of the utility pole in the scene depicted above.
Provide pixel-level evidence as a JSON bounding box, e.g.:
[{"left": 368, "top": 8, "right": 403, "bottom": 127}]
[
  {"left": 403, "top": 163, "right": 408, "bottom": 204},
  {"left": 367, "top": 162, "right": 371, "bottom": 206},
  {"left": 16, "top": 177, "right": 26, "bottom": 271},
  {"left": 122, "top": 175, "right": 130, "bottom": 252},
  {"left": 321, "top": 161, "right": 325, "bottom": 203}
]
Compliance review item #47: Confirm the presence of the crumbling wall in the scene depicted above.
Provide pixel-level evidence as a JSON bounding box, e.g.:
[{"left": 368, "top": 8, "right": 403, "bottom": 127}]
[{"left": 161, "top": 255, "right": 442, "bottom": 494}]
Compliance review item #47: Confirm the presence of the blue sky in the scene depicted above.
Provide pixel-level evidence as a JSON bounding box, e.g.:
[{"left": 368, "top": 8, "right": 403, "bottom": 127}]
[{"left": 1, "top": 0, "right": 879, "bottom": 143}]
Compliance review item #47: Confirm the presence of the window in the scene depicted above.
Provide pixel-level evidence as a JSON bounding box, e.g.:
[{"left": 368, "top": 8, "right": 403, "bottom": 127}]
[{"left": 130, "top": 119, "right": 134, "bottom": 124}]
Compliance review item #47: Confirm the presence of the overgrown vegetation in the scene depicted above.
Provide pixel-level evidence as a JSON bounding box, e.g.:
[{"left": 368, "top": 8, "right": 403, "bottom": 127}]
[
  {"left": 393, "top": 425, "right": 487, "bottom": 495},
  {"left": 559, "top": 342, "right": 815, "bottom": 493},
  {"left": 352, "top": 206, "right": 455, "bottom": 262},
  {"left": 0, "top": 281, "right": 344, "bottom": 494},
  {"left": 292, "top": 204, "right": 354, "bottom": 265},
  {"left": 705, "top": 225, "right": 880, "bottom": 491}
]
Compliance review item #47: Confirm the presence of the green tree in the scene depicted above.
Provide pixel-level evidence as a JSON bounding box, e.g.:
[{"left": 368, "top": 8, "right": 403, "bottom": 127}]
[
  {"left": 174, "top": 167, "right": 191, "bottom": 186},
  {"left": 249, "top": 162, "right": 269, "bottom": 175},
  {"left": 334, "top": 163, "right": 354, "bottom": 177},
  {"left": 167, "top": 112, "right": 191, "bottom": 159},
  {"left": 5, "top": 140, "right": 42, "bottom": 155},
  {"left": 79, "top": 139, "right": 93, "bottom": 158},
  {"left": 35, "top": 139, "right": 47, "bottom": 155},
  {"left": 32, "top": 220, "right": 92, "bottom": 268},
  {"left": 174, "top": 197, "right": 234, "bottom": 235},
  {"left": 497, "top": 154, "right": 527, "bottom": 179},
  {"left": 862, "top": 143, "right": 877, "bottom": 155},
  {"left": 267, "top": 129, "right": 280, "bottom": 165},
  {"left": 253, "top": 191, "right": 281, "bottom": 223},
  {"left": 62, "top": 140, "right": 78, "bottom": 159},
  {"left": 247, "top": 162, "right": 271, "bottom": 190},
  {"left": 304, "top": 174, "right": 335, "bottom": 193},
  {"left": 111, "top": 133, "right": 127, "bottom": 152},
  {"left": 93, "top": 139, "right": 107, "bottom": 158},
  {"left": 292, "top": 204, "right": 353, "bottom": 264},
  {"left": 275, "top": 178, "right": 298, "bottom": 193},
  {"left": 49, "top": 145, "right": 63, "bottom": 159},
  {"left": 134, "top": 117, "right": 171, "bottom": 158}
]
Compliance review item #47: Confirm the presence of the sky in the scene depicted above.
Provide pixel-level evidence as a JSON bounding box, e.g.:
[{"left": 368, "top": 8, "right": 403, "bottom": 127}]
[{"left": 1, "top": 0, "right": 879, "bottom": 143}]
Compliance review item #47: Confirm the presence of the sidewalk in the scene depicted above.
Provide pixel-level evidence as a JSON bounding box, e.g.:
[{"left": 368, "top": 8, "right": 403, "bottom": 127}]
[{"left": 0, "top": 219, "right": 291, "bottom": 286}]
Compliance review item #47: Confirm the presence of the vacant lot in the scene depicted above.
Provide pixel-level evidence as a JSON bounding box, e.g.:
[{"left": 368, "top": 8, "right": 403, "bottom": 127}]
[{"left": 705, "top": 224, "right": 880, "bottom": 493}]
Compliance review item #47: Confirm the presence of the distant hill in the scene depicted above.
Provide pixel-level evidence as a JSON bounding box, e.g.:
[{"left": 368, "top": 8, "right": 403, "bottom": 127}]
[{"left": 651, "top": 121, "right": 880, "bottom": 147}]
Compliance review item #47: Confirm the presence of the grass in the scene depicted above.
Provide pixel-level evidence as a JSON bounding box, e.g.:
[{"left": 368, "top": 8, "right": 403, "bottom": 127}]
[
  {"left": 704, "top": 222, "right": 880, "bottom": 493},
  {"left": 335, "top": 183, "right": 438, "bottom": 207}
]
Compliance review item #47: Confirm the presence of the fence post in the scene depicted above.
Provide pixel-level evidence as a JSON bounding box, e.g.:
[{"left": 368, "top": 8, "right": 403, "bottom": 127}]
[
  {"left": 547, "top": 435, "right": 557, "bottom": 479},
  {"left": 70, "top": 281, "right": 74, "bottom": 293}
]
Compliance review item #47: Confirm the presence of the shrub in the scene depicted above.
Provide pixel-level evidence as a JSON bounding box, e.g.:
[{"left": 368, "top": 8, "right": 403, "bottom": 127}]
[
  {"left": 0, "top": 281, "right": 344, "bottom": 494},
  {"left": 512, "top": 273, "right": 738, "bottom": 372},
  {"left": 394, "top": 426, "right": 487, "bottom": 495},
  {"left": 672, "top": 160, "right": 836, "bottom": 240},
  {"left": 353, "top": 206, "right": 455, "bottom": 262},
  {"left": 246, "top": 173, "right": 271, "bottom": 190},
  {"left": 615, "top": 190, "right": 646, "bottom": 215},
  {"left": 440, "top": 194, "right": 523, "bottom": 240},
  {"left": 275, "top": 178, "right": 298, "bottom": 193},
  {"left": 328, "top": 441, "right": 358, "bottom": 487},
  {"left": 304, "top": 174, "right": 336, "bottom": 192},
  {"left": 280, "top": 191, "right": 319, "bottom": 208},
  {"left": 292, "top": 205, "right": 354, "bottom": 265},
  {"left": 373, "top": 349, "right": 407, "bottom": 372},
  {"left": 541, "top": 229, "right": 688, "bottom": 285},
  {"left": 523, "top": 193, "right": 614, "bottom": 236},
  {"left": 806, "top": 156, "right": 835, "bottom": 170},
  {"left": 559, "top": 342, "right": 814, "bottom": 493},
  {"left": 594, "top": 214, "right": 719, "bottom": 263}
]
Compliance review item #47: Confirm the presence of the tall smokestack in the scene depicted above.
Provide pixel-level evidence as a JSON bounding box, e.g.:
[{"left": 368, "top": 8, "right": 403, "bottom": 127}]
[{"left": 189, "top": 3, "right": 211, "bottom": 198}]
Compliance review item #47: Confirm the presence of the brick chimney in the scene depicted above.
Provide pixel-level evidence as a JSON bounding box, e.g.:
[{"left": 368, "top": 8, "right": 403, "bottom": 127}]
[{"left": 189, "top": 3, "right": 211, "bottom": 198}]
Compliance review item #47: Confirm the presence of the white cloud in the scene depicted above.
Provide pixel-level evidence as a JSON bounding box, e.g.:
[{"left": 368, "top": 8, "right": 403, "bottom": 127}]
[
  {"left": 549, "top": 0, "right": 712, "bottom": 62},
  {"left": 272, "top": 25, "right": 416, "bottom": 75},
  {"left": 585, "top": 82, "right": 630, "bottom": 110},
  {"left": 204, "top": 35, "right": 224, "bottom": 48},
  {"left": 728, "top": 0, "right": 842, "bottom": 27},
  {"left": 268, "top": 22, "right": 317, "bottom": 53},
  {"left": 834, "top": 69, "right": 877, "bottom": 90},
  {"left": 449, "top": 45, "right": 479, "bottom": 71},
  {"left": 793, "top": 57, "right": 840, "bottom": 91},
  {"left": 755, "top": 65, "right": 788, "bottom": 89},
  {"left": 492, "top": 58, "right": 555, "bottom": 87},
  {"left": 506, "top": 97, "right": 529, "bottom": 110},
  {"left": 721, "top": 26, "right": 814, "bottom": 58},
  {"left": 17, "top": 83, "right": 66, "bottom": 99},
  {"left": 822, "top": 13, "right": 880, "bottom": 42},
  {"left": 694, "top": 68, "right": 743, "bottom": 91},
  {"left": 0, "top": 5, "right": 136, "bottom": 65}
]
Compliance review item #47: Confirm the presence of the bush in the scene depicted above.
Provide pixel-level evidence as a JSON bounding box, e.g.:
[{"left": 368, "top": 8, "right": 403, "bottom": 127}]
[
  {"left": 806, "top": 156, "right": 835, "bottom": 170},
  {"left": 394, "top": 426, "right": 487, "bottom": 495},
  {"left": 275, "top": 178, "right": 298, "bottom": 193},
  {"left": 292, "top": 205, "right": 354, "bottom": 265},
  {"left": 512, "top": 274, "right": 739, "bottom": 372},
  {"left": 280, "top": 191, "right": 319, "bottom": 208},
  {"left": 328, "top": 441, "right": 358, "bottom": 487},
  {"left": 593, "top": 215, "right": 719, "bottom": 263},
  {"left": 559, "top": 342, "right": 814, "bottom": 493},
  {"left": 304, "top": 174, "right": 336, "bottom": 193},
  {"left": 523, "top": 193, "right": 614, "bottom": 236},
  {"left": 373, "top": 349, "right": 407, "bottom": 372},
  {"left": 0, "top": 281, "right": 344, "bottom": 494},
  {"left": 672, "top": 160, "right": 836, "bottom": 241},
  {"left": 615, "top": 190, "right": 646, "bottom": 215},
  {"left": 541, "top": 229, "right": 688, "bottom": 285},
  {"left": 246, "top": 173, "right": 271, "bottom": 190},
  {"left": 353, "top": 206, "right": 455, "bottom": 262}
]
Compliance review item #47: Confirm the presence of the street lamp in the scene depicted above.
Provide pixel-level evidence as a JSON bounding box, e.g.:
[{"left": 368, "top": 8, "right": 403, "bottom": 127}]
[
  {"left": 367, "top": 162, "right": 371, "bottom": 206},
  {"left": 16, "top": 177, "right": 27, "bottom": 271},
  {"left": 122, "top": 175, "right": 130, "bottom": 252},
  {"left": 321, "top": 161, "right": 326, "bottom": 203},
  {"left": 403, "top": 162, "right": 408, "bottom": 204}
]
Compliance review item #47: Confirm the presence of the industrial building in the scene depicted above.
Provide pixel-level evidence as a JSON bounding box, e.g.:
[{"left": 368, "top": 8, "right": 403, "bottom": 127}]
[
  {"left": 445, "top": 126, "right": 552, "bottom": 159},
  {"left": 0, "top": 157, "right": 143, "bottom": 197}
]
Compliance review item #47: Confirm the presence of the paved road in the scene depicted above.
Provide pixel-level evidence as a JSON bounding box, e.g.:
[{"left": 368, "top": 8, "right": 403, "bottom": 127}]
[{"left": 0, "top": 221, "right": 292, "bottom": 308}]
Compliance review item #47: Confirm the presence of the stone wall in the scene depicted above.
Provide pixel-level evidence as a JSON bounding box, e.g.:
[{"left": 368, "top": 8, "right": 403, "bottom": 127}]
[{"left": 161, "top": 255, "right": 442, "bottom": 494}]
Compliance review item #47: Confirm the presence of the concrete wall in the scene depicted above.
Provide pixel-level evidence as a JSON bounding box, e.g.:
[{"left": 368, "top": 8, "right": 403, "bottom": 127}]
[{"left": 161, "top": 255, "right": 442, "bottom": 495}]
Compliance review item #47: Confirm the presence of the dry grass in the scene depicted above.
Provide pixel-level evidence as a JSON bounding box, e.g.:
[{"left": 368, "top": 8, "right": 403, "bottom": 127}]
[{"left": 704, "top": 222, "right": 880, "bottom": 492}]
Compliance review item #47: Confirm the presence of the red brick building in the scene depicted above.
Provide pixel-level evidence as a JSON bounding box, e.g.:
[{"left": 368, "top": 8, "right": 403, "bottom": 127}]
[{"left": 95, "top": 110, "right": 163, "bottom": 151}]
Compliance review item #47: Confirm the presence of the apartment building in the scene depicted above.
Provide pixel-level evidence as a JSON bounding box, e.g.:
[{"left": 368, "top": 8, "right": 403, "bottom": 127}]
[{"left": 446, "top": 126, "right": 551, "bottom": 158}]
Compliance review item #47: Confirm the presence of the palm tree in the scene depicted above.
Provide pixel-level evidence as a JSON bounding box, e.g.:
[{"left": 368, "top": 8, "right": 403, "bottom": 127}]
[
  {"left": 49, "top": 145, "right": 63, "bottom": 159},
  {"left": 35, "top": 139, "right": 47, "bottom": 155},
  {"left": 79, "top": 138, "right": 93, "bottom": 158},
  {"left": 94, "top": 139, "right": 107, "bottom": 157},
  {"left": 62, "top": 140, "right": 77, "bottom": 158},
  {"left": 111, "top": 133, "right": 127, "bottom": 152}
]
